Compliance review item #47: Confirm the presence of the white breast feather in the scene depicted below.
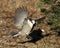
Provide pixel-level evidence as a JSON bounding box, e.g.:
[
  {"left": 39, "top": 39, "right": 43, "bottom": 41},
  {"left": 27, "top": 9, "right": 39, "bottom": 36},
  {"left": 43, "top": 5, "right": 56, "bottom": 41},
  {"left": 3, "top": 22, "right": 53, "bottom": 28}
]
[{"left": 27, "top": 20, "right": 33, "bottom": 28}]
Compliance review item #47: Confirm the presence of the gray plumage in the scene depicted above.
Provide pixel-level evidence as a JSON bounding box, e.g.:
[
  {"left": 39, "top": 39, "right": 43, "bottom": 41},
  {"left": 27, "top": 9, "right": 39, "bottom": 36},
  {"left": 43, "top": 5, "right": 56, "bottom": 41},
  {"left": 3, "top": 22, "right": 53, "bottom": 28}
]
[{"left": 14, "top": 7, "right": 29, "bottom": 29}]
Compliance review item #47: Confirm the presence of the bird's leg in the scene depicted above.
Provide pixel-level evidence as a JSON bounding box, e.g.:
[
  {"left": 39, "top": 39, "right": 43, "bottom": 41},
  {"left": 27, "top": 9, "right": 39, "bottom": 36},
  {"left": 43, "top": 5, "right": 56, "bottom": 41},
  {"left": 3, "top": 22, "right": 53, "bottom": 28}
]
[
  {"left": 25, "top": 33, "right": 32, "bottom": 39},
  {"left": 26, "top": 35, "right": 32, "bottom": 39}
]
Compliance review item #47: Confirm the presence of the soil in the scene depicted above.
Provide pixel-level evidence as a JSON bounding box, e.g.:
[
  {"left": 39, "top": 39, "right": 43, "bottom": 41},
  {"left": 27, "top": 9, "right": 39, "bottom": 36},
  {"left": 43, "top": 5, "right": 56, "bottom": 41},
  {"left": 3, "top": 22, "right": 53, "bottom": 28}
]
[{"left": 0, "top": 0, "right": 60, "bottom": 48}]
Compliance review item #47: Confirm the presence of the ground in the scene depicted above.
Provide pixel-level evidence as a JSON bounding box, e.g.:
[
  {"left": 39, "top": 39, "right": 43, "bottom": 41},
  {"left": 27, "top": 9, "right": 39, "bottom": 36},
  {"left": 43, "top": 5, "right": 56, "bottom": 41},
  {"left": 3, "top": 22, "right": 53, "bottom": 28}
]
[{"left": 0, "top": 0, "right": 60, "bottom": 48}]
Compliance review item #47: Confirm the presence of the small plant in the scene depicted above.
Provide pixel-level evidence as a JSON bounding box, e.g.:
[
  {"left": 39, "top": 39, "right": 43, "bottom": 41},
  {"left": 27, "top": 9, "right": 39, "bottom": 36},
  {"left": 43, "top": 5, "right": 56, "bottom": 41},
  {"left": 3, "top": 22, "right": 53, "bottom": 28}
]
[
  {"left": 40, "top": 0, "right": 57, "bottom": 4},
  {"left": 38, "top": 0, "right": 60, "bottom": 32}
]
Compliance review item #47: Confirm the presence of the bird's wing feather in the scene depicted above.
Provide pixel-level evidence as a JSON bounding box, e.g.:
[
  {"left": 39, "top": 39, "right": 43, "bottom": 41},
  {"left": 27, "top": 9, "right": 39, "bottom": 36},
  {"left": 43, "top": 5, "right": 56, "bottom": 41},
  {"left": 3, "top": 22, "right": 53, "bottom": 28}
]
[{"left": 14, "top": 7, "right": 29, "bottom": 29}]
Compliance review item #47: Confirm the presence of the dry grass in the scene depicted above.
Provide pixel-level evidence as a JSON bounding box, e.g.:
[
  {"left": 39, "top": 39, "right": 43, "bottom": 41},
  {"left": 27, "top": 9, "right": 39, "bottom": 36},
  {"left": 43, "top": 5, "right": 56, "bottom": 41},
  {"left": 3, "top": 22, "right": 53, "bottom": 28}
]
[{"left": 0, "top": 0, "right": 60, "bottom": 48}]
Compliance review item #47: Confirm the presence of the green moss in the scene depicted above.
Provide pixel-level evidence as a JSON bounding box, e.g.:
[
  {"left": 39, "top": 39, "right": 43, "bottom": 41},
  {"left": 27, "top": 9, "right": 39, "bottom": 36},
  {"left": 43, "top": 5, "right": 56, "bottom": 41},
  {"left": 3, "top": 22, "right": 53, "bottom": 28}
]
[{"left": 38, "top": 0, "right": 60, "bottom": 32}]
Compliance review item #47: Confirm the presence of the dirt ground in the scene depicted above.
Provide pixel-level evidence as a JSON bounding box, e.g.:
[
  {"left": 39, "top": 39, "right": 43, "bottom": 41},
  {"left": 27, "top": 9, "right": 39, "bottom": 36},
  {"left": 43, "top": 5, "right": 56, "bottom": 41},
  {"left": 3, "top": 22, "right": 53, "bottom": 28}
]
[{"left": 0, "top": 0, "right": 60, "bottom": 48}]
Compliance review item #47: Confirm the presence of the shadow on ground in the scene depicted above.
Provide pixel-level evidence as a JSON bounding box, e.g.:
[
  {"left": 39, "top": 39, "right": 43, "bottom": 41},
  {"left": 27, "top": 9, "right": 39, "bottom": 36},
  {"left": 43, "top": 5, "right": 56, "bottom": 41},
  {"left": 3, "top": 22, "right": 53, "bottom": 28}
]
[
  {"left": 19, "top": 29, "right": 50, "bottom": 43},
  {"left": 28, "top": 29, "right": 44, "bottom": 43}
]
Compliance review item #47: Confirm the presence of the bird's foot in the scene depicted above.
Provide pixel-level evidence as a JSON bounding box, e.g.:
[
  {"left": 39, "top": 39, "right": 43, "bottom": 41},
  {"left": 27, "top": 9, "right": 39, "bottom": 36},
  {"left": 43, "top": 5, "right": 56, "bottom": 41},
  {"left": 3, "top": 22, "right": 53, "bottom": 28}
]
[{"left": 26, "top": 35, "right": 32, "bottom": 39}]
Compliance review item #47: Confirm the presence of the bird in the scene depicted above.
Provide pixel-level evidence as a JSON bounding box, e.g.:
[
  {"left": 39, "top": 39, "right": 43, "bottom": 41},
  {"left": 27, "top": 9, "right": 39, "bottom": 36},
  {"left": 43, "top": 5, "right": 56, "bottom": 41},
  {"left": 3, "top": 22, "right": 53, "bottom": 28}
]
[
  {"left": 14, "top": 18, "right": 36, "bottom": 37},
  {"left": 13, "top": 6, "right": 46, "bottom": 38}
]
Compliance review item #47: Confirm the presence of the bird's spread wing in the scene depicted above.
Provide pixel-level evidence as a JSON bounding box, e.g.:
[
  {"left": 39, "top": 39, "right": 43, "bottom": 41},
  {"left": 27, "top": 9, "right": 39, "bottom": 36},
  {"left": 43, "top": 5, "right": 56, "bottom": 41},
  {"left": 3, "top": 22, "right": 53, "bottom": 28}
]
[{"left": 14, "top": 7, "right": 29, "bottom": 29}]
